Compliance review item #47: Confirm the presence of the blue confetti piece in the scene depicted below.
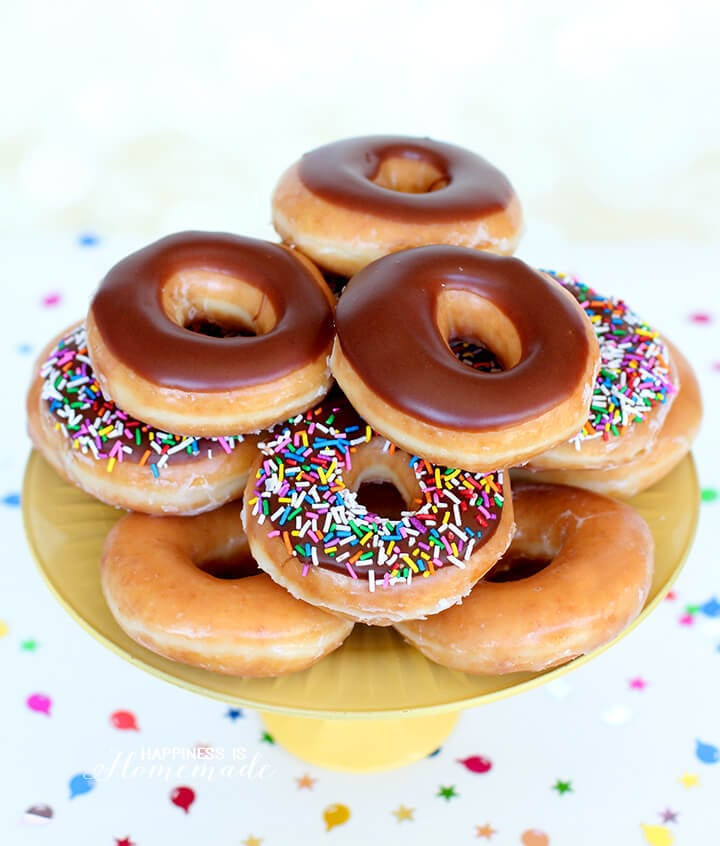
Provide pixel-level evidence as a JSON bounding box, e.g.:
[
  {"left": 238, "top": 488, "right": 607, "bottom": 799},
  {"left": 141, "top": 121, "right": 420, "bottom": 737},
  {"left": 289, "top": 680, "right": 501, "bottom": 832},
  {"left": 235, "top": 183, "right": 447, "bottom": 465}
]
[
  {"left": 17, "top": 343, "right": 33, "bottom": 355},
  {"left": 427, "top": 747, "right": 442, "bottom": 758},
  {"left": 696, "top": 739, "right": 719, "bottom": 764},
  {"left": 2, "top": 493, "right": 20, "bottom": 507},
  {"left": 700, "top": 597, "right": 720, "bottom": 618},
  {"left": 68, "top": 772, "right": 95, "bottom": 799},
  {"left": 77, "top": 232, "right": 100, "bottom": 247},
  {"left": 225, "top": 707, "right": 243, "bottom": 721}
]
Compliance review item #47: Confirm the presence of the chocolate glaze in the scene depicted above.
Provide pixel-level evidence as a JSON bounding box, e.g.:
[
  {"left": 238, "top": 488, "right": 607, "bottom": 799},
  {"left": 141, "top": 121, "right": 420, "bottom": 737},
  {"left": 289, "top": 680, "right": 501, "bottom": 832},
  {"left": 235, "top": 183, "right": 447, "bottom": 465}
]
[
  {"left": 90, "top": 232, "right": 334, "bottom": 392},
  {"left": 335, "top": 246, "right": 592, "bottom": 431},
  {"left": 298, "top": 135, "right": 515, "bottom": 222}
]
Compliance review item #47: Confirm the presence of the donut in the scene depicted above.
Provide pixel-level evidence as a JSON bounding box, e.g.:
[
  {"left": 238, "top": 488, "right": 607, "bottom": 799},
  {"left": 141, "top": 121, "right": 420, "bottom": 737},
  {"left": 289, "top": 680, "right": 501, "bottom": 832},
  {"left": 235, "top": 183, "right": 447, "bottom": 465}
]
[
  {"left": 513, "top": 341, "right": 701, "bottom": 497},
  {"left": 242, "top": 393, "right": 514, "bottom": 626},
  {"left": 525, "top": 270, "right": 678, "bottom": 470},
  {"left": 27, "top": 324, "right": 259, "bottom": 515},
  {"left": 86, "top": 231, "right": 335, "bottom": 436},
  {"left": 331, "top": 247, "right": 600, "bottom": 473},
  {"left": 395, "top": 483, "right": 654, "bottom": 674},
  {"left": 272, "top": 135, "right": 523, "bottom": 276},
  {"left": 101, "top": 503, "right": 354, "bottom": 677}
]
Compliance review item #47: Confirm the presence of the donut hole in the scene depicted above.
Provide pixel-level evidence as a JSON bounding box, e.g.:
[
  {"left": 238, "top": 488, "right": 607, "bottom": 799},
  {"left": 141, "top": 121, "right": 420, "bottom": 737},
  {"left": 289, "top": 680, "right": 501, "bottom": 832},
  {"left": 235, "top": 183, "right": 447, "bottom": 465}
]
[
  {"left": 372, "top": 156, "right": 448, "bottom": 194},
  {"left": 485, "top": 551, "right": 552, "bottom": 583},
  {"left": 196, "top": 543, "right": 261, "bottom": 580},
  {"left": 161, "top": 269, "right": 278, "bottom": 339},
  {"left": 438, "top": 290, "right": 522, "bottom": 371},
  {"left": 344, "top": 442, "right": 422, "bottom": 519},
  {"left": 449, "top": 338, "right": 504, "bottom": 373}
]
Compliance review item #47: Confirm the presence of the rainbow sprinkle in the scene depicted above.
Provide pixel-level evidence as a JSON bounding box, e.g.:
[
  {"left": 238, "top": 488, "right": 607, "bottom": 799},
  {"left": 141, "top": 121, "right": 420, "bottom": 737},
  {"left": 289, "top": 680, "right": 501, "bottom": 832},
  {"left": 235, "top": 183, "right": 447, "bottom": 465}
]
[
  {"left": 543, "top": 270, "right": 676, "bottom": 445},
  {"left": 40, "top": 325, "right": 246, "bottom": 473},
  {"left": 248, "top": 396, "right": 504, "bottom": 591}
]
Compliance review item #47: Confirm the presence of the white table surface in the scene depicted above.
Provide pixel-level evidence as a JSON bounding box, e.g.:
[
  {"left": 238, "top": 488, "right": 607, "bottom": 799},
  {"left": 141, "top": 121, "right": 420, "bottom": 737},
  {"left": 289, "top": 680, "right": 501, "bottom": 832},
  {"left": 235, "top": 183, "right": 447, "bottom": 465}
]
[{"left": 3, "top": 226, "right": 719, "bottom": 845}]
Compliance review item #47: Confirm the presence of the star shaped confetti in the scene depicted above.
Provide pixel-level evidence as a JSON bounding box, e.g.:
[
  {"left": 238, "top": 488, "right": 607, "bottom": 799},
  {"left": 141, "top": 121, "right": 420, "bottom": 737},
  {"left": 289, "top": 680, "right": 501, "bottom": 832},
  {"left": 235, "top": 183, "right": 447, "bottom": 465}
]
[
  {"left": 392, "top": 804, "right": 414, "bottom": 822},
  {"left": 242, "top": 837, "right": 262, "bottom": 846},
  {"left": 476, "top": 823, "right": 497, "bottom": 838},
  {"left": 678, "top": 772, "right": 699, "bottom": 788},
  {"left": 296, "top": 774, "right": 317, "bottom": 790},
  {"left": 552, "top": 779, "right": 573, "bottom": 795},
  {"left": 437, "top": 785, "right": 458, "bottom": 801},
  {"left": 629, "top": 677, "right": 648, "bottom": 690},
  {"left": 659, "top": 808, "right": 679, "bottom": 823},
  {"left": 115, "top": 839, "right": 135, "bottom": 846},
  {"left": 260, "top": 731, "right": 275, "bottom": 744},
  {"left": 225, "top": 707, "right": 243, "bottom": 721}
]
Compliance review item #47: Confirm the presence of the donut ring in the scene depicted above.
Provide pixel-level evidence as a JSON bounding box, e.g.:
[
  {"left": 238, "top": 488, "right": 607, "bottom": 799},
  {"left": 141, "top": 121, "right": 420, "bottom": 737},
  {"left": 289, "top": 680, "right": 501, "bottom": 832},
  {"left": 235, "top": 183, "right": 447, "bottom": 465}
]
[
  {"left": 331, "top": 247, "right": 600, "bottom": 472},
  {"left": 525, "top": 270, "right": 678, "bottom": 470},
  {"left": 86, "top": 232, "right": 335, "bottom": 436},
  {"left": 395, "top": 483, "right": 654, "bottom": 674},
  {"left": 273, "top": 135, "right": 523, "bottom": 276},
  {"left": 243, "top": 393, "right": 514, "bottom": 626},
  {"left": 27, "top": 324, "right": 259, "bottom": 515},
  {"left": 101, "top": 503, "right": 354, "bottom": 677},
  {"left": 513, "top": 341, "right": 701, "bottom": 498}
]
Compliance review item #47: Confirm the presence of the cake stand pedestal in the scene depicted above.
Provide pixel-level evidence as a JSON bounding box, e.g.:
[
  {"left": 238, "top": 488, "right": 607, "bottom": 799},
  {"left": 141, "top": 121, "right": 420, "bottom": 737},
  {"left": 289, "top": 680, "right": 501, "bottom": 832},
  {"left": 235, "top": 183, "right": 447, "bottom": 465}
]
[{"left": 22, "top": 452, "right": 699, "bottom": 772}]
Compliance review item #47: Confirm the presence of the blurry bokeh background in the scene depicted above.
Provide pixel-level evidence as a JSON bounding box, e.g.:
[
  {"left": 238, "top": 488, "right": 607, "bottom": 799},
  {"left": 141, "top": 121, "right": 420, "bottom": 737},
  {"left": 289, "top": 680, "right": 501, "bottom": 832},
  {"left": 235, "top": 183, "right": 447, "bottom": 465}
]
[{"left": 2, "top": 0, "right": 718, "bottom": 243}]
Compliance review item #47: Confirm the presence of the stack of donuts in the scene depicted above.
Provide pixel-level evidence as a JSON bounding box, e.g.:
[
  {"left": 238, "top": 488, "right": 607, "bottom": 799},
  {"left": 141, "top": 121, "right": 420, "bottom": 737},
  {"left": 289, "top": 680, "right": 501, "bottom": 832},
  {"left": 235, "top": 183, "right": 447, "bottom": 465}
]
[{"left": 26, "top": 136, "right": 702, "bottom": 679}]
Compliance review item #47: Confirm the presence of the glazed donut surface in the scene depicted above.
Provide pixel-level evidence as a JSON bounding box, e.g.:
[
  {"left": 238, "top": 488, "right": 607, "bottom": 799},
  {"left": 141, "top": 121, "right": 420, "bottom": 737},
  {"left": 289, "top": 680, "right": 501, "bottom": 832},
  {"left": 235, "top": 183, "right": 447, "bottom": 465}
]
[
  {"left": 101, "top": 503, "right": 354, "bottom": 677},
  {"left": 395, "top": 482, "right": 654, "bottom": 674}
]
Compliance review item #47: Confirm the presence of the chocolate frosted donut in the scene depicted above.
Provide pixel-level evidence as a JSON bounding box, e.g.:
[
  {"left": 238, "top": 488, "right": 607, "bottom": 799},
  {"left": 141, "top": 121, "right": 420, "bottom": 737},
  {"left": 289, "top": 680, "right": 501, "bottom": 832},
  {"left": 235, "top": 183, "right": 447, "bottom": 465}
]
[
  {"left": 272, "top": 135, "right": 523, "bottom": 275},
  {"left": 331, "top": 246, "right": 600, "bottom": 472},
  {"left": 86, "top": 232, "right": 335, "bottom": 436}
]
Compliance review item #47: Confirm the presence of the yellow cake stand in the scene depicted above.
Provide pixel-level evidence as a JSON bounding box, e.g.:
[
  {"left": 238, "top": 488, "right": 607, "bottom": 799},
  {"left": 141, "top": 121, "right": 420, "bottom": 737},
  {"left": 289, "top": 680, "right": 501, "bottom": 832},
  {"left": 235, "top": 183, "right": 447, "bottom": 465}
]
[{"left": 22, "top": 452, "right": 699, "bottom": 771}]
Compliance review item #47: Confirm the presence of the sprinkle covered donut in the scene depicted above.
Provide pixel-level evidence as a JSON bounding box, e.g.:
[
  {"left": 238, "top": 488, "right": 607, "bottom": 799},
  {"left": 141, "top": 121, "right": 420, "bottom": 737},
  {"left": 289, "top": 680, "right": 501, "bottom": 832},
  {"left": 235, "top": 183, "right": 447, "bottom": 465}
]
[
  {"left": 527, "top": 270, "right": 677, "bottom": 470},
  {"left": 26, "top": 324, "right": 259, "bottom": 514},
  {"left": 272, "top": 135, "right": 523, "bottom": 276},
  {"left": 242, "top": 394, "right": 514, "bottom": 625}
]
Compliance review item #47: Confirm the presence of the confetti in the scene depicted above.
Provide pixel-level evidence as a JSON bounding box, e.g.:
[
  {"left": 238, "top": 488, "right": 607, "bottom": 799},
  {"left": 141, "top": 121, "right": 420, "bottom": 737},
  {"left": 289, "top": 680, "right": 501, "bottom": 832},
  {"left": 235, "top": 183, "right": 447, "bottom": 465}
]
[
  {"left": 170, "top": 785, "right": 195, "bottom": 813},
  {"left": 458, "top": 755, "right": 492, "bottom": 774},
  {"left": 695, "top": 739, "right": 719, "bottom": 764},
  {"left": 68, "top": 773, "right": 95, "bottom": 799},
  {"left": 115, "top": 838, "right": 135, "bottom": 846},
  {"left": 475, "top": 823, "right": 497, "bottom": 839},
  {"left": 225, "top": 707, "right": 244, "bottom": 721},
  {"left": 1, "top": 493, "right": 20, "bottom": 507},
  {"left": 17, "top": 343, "right": 33, "bottom": 355},
  {"left": 629, "top": 677, "right": 648, "bottom": 690},
  {"left": 23, "top": 804, "right": 53, "bottom": 825},
  {"left": 241, "top": 837, "right": 262, "bottom": 846},
  {"left": 437, "top": 785, "right": 458, "bottom": 801},
  {"left": 392, "top": 804, "right": 414, "bottom": 821},
  {"left": 26, "top": 693, "right": 52, "bottom": 716},
  {"left": 41, "top": 291, "right": 63, "bottom": 308},
  {"left": 40, "top": 326, "right": 246, "bottom": 475},
  {"left": 296, "top": 774, "right": 317, "bottom": 790},
  {"left": 20, "top": 639, "right": 38, "bottom": 651},
  {"left": 659, "top": 809, "right": 679, "bottom": 823},
  {"left": 701, "top": 488, "right": 718, "bottom": 503},
  {"left": 260, "top": 731, "right": 275, "bottom": 744},
  {"left": 641, "top": 823, "right": 674, "bottom": 846},
  {"left": 521, "top": 831, "right": 549, "bottom": 846},
  {"left": 0, "top": 621, "right": 7, "bottom": 638},
  {"left": 678, "top": 772, "right": 699, "bottom": 788},
  {"left": 552, "top": 779, "right": 572, "bottom": 795},
  {"left": 77, "top": 232, "right": 100, "bottom": 247},
  {"left": 110, "top": 710, "right": 139, "bottom": 731},
  {"left": 689, "top": 312, "right": 713, "bottom": 324},
  {"left": 323, "top": 803, "right": 350, "bottom": 831}
]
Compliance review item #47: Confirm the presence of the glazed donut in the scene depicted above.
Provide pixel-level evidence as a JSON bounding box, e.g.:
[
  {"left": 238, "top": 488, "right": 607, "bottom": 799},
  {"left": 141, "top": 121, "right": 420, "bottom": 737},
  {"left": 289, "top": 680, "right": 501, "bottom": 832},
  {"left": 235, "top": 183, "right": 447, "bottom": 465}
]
[
  {"left": 395, "top": 483, "right": 654, "bottom": 674},
  {"left": 27, "top": 324, "right": 258, "bottom": 515},
  {"left": 513, "top": 341, "right": 701, "bottom": 498},
  {"left": 86, "top": 231, "right": 335, "bottom": 436},
  {"left": 101, "top": 502, "right": 354, "bottom": 677},
  {"left": 272, "top": 135, "right": 523, "bottom": 276},
  {"left": 331, "top": 247, "right": 600, "bottom": 473},
  {"left": 242, "top": 393, "right": 514, "bottom": 626},
  {"left": 525, "top": 270, "right": 678, "bottom": 470}
]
